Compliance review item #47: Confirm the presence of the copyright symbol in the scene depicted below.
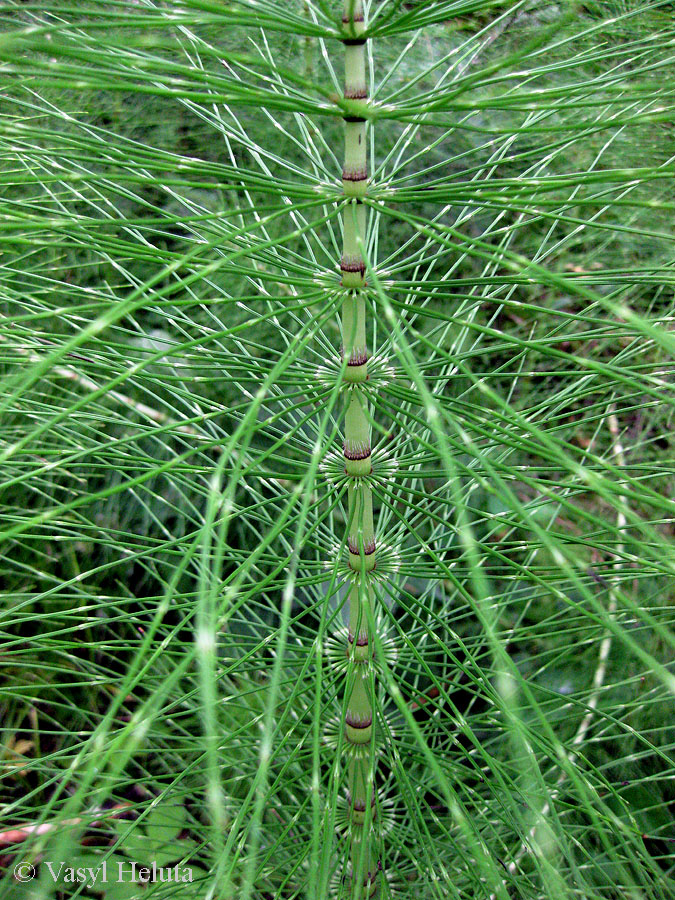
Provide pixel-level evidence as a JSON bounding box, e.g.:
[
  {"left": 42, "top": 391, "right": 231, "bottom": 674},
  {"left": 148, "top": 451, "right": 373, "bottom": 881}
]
[{"left": 14, "top": 862, "right": 35, "bottom": 882}]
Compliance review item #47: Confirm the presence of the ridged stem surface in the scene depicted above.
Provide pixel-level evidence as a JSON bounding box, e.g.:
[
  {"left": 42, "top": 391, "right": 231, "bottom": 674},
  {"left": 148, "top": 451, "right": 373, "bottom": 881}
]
[{"left": 338, "top": 2, "right": 379, "bottom": 896}]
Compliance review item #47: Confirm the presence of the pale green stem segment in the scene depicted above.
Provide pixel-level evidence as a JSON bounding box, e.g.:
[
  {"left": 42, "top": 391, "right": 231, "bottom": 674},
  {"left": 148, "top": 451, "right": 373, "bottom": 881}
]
[
  {"left": 343, "top": 123, "right": 367, "bottom": 195},
  {"left": 341, "top": 204, "right": 367, "bottom": 288},
  {"left": 344, "top": 393, "right": 370, "bottom": 474},
  {"left": 342, "top": 293, "right": 368, "bottom": 384},
  {"left": 338, "top": 1, "right": 379, "bottom": 896}
]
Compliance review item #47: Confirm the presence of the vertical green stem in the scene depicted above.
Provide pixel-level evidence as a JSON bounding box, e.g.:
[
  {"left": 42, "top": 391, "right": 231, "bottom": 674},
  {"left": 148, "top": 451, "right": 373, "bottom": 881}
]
[{"left": 339, "top": 2, "right": 379, "bottom": 896}]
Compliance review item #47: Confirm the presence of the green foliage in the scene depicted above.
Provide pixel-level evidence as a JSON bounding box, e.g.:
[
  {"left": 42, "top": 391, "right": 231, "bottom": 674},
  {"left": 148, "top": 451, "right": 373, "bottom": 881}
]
[{"left": 1, "top": 0, "right": 675, "bottom": 897}]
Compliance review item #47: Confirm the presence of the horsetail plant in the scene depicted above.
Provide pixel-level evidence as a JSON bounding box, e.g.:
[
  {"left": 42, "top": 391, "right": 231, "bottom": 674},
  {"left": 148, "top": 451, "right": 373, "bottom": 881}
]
[
  {"left": 338, "top": 1, "right": 380, "bottom": 895},
  {"left": 2, "top": 2, "right": 675, "bottom": 899}
]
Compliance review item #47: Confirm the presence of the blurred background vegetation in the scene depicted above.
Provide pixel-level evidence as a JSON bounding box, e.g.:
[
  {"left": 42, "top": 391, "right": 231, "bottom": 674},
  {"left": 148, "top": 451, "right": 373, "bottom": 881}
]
[{"left": 1, "top": 0, "right": 675, "bottom": 897}]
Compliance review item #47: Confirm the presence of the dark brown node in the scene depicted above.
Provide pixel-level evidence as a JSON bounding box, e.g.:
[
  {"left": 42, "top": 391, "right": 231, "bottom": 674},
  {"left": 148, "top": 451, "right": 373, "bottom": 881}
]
[
  {"left": 340, "top": 347, "right": 368, "bottom": 365},
  {"left": 348, "top": 537, "right": 376, "bottom": 555},
  {"left": 345, "top": 711, "right": 373, "bottom": 729},
  {"left": 350, "top": 792, "right": 377, "bottom": 811},
  {"left": 343, "top": 444, "right": 371, "bottom": 461},
  {"left": 344, "top": 88, "right": 368, "bottom": 100},
  {"left": 342, "top": 166, "right": 368, "bottom": 182},
  {"left": 340, "top": 257, "right": 366, "bottom": 274},
  {"left": 347, "top": 351, "right": 369, "bottom": 366},
  {"left": 348, "top": 631, "right": 370, "bottom": 647}
]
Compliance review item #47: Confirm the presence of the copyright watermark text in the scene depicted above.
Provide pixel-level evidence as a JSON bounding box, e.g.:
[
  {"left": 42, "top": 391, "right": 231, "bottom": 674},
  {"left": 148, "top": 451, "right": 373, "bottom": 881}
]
[
  {"left": 14, "top": 860, "right": 194, "bottom": 887},
  {"left": 13, "top": 863, "right": 35, "bottom": 882}
]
